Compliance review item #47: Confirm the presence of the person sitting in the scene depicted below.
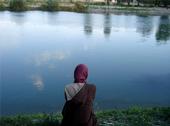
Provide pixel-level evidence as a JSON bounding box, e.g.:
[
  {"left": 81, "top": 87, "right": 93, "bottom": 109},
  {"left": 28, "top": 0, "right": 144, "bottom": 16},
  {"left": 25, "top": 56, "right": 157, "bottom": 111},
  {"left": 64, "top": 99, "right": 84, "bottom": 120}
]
[{"left": 61, "top": 64, "right": 97, "bottom": 126}]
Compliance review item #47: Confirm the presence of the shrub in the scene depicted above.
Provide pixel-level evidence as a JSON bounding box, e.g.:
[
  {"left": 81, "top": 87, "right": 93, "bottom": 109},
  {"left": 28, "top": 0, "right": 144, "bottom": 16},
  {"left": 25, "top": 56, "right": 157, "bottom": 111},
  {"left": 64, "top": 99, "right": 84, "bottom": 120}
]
[
  {"left": 9, "top": 0, "right": 26, "bottom": 11},
  {"left": 0, "top": 3, "right": 5, "bottom": 10},
  {"left": 41, "top": 0, "right": 59, "bottom": 11},
  {"left": 74, "top": 2, "right": 87, "bottom": 12},
  {"left": 90, "top": 2, "right": 106, "bottom": 6}
]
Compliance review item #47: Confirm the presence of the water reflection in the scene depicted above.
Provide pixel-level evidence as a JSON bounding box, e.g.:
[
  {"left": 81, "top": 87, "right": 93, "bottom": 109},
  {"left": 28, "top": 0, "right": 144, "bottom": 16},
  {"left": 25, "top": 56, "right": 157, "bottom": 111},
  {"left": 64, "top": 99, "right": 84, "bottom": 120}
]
[
  {"left": 33, "top": 50, "right": 70, "bottom": 67},
  {"left": 6, "top": 12, "right": 170, "bottom": 45},
  {"left": 156, "top": 16, "right": 170, "bottom": 44},
  {"left": 10, "top": 12, "right": 27, "bottom": 25},
  {"left": 103, "top": 13, "right": 112, "bottom": 37},
  {"left": 31, "top": 74, "right": 44, "bottom": 91},
  {"left": 135, "top": 73, "right": 170, "bottom": 86},
  {"left": 136, "top": 15, "right": 153, "bottom": 37},
  {"left": 84, "top": 14, "right": 93, "bottom": 35},
  {"left": 47, "top": 12, "right": 58, "bottom": 25}
]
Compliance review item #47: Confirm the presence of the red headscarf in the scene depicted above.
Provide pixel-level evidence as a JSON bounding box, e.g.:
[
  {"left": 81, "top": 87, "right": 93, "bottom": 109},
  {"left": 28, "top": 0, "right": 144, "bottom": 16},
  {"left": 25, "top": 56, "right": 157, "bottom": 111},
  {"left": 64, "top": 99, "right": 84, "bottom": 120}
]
[{"left": 74, "top": 64, "right": 88, "bottom": 83}]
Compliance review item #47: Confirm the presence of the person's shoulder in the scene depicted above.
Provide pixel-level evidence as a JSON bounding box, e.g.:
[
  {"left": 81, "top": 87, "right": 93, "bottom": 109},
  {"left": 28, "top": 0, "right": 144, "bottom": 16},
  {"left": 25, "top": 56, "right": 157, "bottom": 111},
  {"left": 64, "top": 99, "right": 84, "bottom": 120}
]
[
  {"left": 65, "top": 83, "right": 74, "bottom": 90},
  {"left": 86, "top": 83, "right": 96, "bottom": 96},
  {"left": 86, "top": 83, "right": 96, "bottom": 90}
]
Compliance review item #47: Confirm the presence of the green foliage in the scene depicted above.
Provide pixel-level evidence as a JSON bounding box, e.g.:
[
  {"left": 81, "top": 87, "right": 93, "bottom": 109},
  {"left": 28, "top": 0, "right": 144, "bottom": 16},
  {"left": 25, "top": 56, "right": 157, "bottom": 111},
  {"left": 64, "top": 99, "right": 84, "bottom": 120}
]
[
  {"left": 1, "top": 107, "right": 170, "bottom": 126},
  {"left": 26, "top": 0, "right": 34, "bottom": 2},
  {"left": 90, "top": 2, "right": 106, "bottom": 6},
  {"left": 0, "top": 113, "right": 61, "bottom": 126},
  {"left": 142, "top": 0, "right": 170, "bottom": 7},
  {"left": 41, "top": 0, "right": 59, "bottom": 11},
  {"left": 97, "top": 107, "right": 170, "bottom": 126},
  {"left": 117, "top": 0, "right": 170, "bottom": 7},
  {"left": 117, "top": 0, "right": 125, "bottom": 6},
  {"left": 161, "top": 0, "right": 170, "bottom": 7},
  {"left": 126, "top": 107, "right": 152, "bottom": 126},
  {"left": 9, "top": 0, "right": 26, "bottom": 11},
  {"left": 140, "top": 0, "right": 154, "bottom": 4},
  {"left": 74, "top": 2, "right": 87, "bottom": 12},
  {"left": 0, "top": 3, "right": 5, "bottom": 10}
]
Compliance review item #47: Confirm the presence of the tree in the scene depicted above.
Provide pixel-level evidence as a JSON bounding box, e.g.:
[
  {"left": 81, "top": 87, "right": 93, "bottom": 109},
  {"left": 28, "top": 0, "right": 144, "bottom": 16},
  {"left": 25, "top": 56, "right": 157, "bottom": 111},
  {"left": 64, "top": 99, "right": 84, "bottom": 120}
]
[
  {"left": 161, "top": 0, "right": 170, "bottom": 7},
  {"left": 154, "top": 0, "right": 161, "bottom": 6},
  {"left": 117, "top": 0, "right": 122, "bottom": 5},
  {"left": 136, "top": 0, "right": 140, "bottom": 6},
  {"left": 127, "top": 0, "right": 130, "bottom": 6},
  {"left": 9, "top": 0, "right": 26, "bottom": 11},
  {"left": 43, "top": 0, "right": 59, "bottom": 11}
]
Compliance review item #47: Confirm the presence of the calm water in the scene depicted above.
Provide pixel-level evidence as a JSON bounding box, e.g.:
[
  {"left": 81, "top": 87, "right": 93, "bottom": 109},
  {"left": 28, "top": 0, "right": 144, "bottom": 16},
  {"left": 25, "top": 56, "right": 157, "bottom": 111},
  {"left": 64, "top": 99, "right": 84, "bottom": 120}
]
[{"left": 0, "top": 11, "right": 170, "bottom": 116}]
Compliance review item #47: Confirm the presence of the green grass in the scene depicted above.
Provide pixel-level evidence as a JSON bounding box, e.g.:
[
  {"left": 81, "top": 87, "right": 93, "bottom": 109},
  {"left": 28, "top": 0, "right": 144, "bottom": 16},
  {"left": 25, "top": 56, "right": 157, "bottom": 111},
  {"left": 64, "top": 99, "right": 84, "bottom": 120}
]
[
  {"left": 0, "top": 113, "right": 62, "bottom": 126},
  {"left": 97, "top": 107, "right": 170, "bottom": 126},
  {"left": 1, "top": 107, "right": 170, "bottom": 126}
]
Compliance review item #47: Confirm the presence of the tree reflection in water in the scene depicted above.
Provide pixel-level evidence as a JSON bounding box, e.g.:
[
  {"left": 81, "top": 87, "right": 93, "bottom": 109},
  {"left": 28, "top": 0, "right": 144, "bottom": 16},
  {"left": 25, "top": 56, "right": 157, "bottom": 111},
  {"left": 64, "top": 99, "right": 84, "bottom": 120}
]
[
  {"left": 156, "top": 16, "right": 170, "bottom": 44},
  {"left": 10, "top": 12, "right": 27, "bottom": 25},
  {"left": 84, "top": 13, "right": 93, "bottom": 35},
  {"left": 136, "top": 15, "right": 153, "bottom": 37},
  {"left": 103, "top": 13, "right": 112, "bottom": 37}
]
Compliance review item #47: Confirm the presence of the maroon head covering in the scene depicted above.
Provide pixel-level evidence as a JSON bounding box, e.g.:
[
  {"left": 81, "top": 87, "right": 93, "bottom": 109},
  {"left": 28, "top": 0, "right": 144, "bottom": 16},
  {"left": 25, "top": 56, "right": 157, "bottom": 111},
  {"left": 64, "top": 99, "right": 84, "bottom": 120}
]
[{"left": 74, "top": 64, "right": 88, "bottom": 83}]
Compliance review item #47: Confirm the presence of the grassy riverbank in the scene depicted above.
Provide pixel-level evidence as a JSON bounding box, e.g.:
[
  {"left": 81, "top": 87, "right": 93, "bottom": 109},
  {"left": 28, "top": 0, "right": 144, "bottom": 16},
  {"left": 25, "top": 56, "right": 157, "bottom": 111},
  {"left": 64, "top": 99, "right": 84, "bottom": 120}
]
[
  {"left": 87, "top": 5, "right": 170, "bottom": 15},
  {"left": 0, "top": 1, "right": 87, "bottom": 12},
  {"left": 1, "top": 107, "right": 170, "bottom": 126},
  {"left": 0, "top": 1, "right": 170, "bottom": 15}
]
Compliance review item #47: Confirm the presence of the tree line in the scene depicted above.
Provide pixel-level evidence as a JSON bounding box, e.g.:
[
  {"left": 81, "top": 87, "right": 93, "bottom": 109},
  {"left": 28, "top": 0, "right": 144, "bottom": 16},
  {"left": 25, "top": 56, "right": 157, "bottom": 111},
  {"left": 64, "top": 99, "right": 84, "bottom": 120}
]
[{"left": 116, "top": 0, "right": 170, "bottom": 7}]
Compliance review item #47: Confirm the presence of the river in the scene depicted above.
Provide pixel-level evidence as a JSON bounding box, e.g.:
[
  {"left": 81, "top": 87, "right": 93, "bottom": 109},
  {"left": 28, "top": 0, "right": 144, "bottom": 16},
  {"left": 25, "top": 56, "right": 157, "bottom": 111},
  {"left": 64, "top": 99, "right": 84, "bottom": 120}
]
[{"left": 0, "top": 11, "right": 170, "bottom": 115}]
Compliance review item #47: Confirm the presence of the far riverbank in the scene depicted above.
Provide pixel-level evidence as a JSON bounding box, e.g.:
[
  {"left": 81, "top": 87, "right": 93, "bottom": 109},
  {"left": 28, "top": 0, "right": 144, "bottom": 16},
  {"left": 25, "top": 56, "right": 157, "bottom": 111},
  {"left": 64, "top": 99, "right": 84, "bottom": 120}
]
[
  {"left": 0, "top": 1, "right": 170, "bottom": 15},
  {"left": 87, "top": 5, "right": 170, "bottom": 15}
]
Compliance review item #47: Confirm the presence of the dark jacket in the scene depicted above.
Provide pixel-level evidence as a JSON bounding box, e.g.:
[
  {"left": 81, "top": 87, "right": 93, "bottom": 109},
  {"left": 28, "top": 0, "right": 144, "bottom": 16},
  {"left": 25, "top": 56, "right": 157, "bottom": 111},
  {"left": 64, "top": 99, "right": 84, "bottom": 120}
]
[{"left": 61, "top": 84, "right": 97, "bottom": 126}]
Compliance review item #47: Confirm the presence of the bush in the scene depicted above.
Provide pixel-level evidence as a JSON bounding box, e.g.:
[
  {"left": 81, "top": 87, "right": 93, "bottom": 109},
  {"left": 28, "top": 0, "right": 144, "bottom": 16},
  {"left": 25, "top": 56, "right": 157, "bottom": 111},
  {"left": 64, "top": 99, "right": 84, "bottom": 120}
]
[
  {"left": 74, "top": 2, "right": 87, "bottom": 12},
  {"left": 161, "top": 0, "right": 170, "bottom": 7},
  {"left": 90, "top": 2, "right": 106, "bottom": 6},
  {"left": 9, "top": 0, "right": 26, "bottom": 11},
  {"left": 0, "top": 3, "right": 5, "bottom": 10},
  {"left": 41, "top": 0, "right": 59, "bottom": 11}
]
